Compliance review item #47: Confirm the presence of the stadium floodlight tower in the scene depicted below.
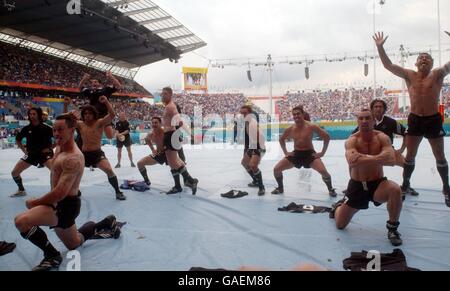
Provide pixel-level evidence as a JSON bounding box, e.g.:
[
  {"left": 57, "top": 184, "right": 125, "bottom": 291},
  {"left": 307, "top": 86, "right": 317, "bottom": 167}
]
[
  {"left": 371, "top": 0, "right": 386, "bottom": 100},
  {"left": 267, "top": 54, "right": 274, "bottom": 117},
  {"left": 437, "top": 0, "right": 445, "bottom": 113}
]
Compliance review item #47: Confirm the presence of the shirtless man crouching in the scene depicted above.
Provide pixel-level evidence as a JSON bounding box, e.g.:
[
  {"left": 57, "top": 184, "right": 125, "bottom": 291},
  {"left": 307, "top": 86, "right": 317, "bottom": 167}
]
[
  {"left": 14, "top": 114, "right": 121, "bottom": 271},
  {"left": 330, "top": 109, "right": 403, "bottom": 246}
]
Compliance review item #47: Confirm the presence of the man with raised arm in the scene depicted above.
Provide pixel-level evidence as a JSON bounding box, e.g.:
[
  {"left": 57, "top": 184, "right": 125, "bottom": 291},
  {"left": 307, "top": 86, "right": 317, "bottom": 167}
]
[
  {"left": 64, "top": 96, "right": 126, "bottom": 200},
  {"left": 374, "top": 31, "right": 450, "bottom": 206},
  {"left": 79, "top": 71, "right": 122, "bottom": 140}
]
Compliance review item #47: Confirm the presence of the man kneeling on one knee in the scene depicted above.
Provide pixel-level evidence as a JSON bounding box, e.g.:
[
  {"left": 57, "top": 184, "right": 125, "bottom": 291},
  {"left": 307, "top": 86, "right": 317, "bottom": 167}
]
[{"left": 330, "top": 109, "right": 403, "bottom": 247}]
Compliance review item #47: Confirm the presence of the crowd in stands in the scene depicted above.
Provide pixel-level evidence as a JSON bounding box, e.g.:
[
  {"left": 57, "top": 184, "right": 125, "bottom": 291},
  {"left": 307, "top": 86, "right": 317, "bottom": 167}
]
[
  {"left": 0, "top": 42, "right": 148, "bottom": 95},
  {"left": 0, "top": 89, "right": 37, "bottom": 121},
  {"left": 2, "top": 38, "right": 449, "bottom": 126},
  {"left": 72, "top": 92, "right": 264, "bottom": 123},
  {"left": 1, "top": 88, "right": 266, "bottom": 131},
  {"left": 3, "top": 85, "right": 450, "bottom": 125},
  {"left": 278, "top": 87, "right": 396, "bottom": 122},
  {"left": 173, "top": 93, "right": 265, "bottom": 118},
  {"left": 0, "top": 39, "right": 265, "bottom": 125}
]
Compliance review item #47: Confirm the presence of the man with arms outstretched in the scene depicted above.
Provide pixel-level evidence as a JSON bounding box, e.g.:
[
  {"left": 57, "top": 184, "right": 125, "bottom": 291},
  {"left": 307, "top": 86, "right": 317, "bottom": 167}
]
[{"left": 79, "top": 71, "right": 122, "bottom": 140}]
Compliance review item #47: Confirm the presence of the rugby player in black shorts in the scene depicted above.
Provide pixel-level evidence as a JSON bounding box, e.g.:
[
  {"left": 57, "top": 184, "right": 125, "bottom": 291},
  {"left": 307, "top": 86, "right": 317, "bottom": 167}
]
[
  {"left": 273, "top": 106, "right": 336, "bottom": 197},
  {"left": 161, "top": 87, "right": 198, "bottom": 195},
  {"left": 375, "top": 31, "right": 450, "bottom": 206},
  {"left": 14, "top": 114, "right": 120, "bottom": 271},
  {"left": 330, "top": 109, "right": 403, "bottom": 246},
  {"left": 11, "top": 107, "right": 54, "bottom": 197},
  {"left": 114, "top": 112, "right": 135, "bottom": 168},
  {"left": 63, "top": 96, "right": 126, "bottom": 200},
  {"left": 137, "top": 117, "right": 167, "bottom": 186},
  {"left": 240, "top": 105, "right": 267, "bottom": 196},
  {"left": 349, "top": 99, "right": 410, "bottom": 197}
]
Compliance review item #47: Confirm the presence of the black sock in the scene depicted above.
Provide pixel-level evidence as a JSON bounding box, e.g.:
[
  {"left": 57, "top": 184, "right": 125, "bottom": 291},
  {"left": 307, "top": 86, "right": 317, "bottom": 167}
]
[
  {"left": 178, "top": 166, "right": 194, "bottom": 184},
  {"left": 21, "top": 227, "right": 59, "bottom": 258},
  {"left": 13, "top": 176, "right": 25, "bottom": 191},
  {"left": 171, "top": 169, "right": 182, "bottom": 189},
  {"left": 246, "top": 169, "right": 256, "bottom": 183},
  {"left": 437, "top": 160, "right": 449, "bottom": 190},
  {"left": 275, "top": 174, "right": 284, "bottom": 190},
  {"left": 253, "top": 170, "right": 264, "bottom": 189},
  {"left": 386, "top": 221, "right": 400, "bottom": 231},
  {"left": 139, "top": 168, "right": 150, "bottom": 185},
  {"left": 322, "top": 175, "right": 334, "bottom": 191},
  {"left": 108, "top": 176, "right": 121, "bottom": 194},
  {"left": 78, "top": 221, "right": 96, "bottom": 242},
  {"left": 402, "top": 160, "right": 416, "bottom": 188},
  {"left": 178, "top": 148, "right": 186, "bottom": 163}
]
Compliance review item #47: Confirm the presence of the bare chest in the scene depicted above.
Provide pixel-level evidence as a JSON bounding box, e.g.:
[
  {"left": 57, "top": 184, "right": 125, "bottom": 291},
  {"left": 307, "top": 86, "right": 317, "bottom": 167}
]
[
  {"left": 80, "top": 123, "right": 102, "bottom": 138},
  {"left": 409, "top": 74, "right": 441, "bottom": 98},
  {"left": 152, "top": 133, "right": 164, "bottom": 145},
  {"left": 291, "top": 127, "right": 313, "bottom": 141},
  {"left": 355, "top": 139, "right": 382, "bottom": 155}
]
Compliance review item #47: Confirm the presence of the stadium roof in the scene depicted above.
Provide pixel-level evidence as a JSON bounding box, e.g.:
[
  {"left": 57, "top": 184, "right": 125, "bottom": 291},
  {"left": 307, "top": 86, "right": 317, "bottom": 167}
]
[{"left": 0, "top": 0, "right": 206, "bottom": 78}]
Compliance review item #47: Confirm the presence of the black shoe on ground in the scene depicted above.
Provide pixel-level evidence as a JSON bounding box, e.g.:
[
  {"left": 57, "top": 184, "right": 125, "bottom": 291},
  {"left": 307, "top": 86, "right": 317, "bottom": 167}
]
[
  {"left": 271, "top": 188, "right": 284, "bottom": 195},
  {"left": 329, "top": 189, "right": 337, "bottom": 198},
  {"left": 104, "top": 215, "right": 121, "bottom": 239},
  {"left": 444, "top": 188, "right": 450, "bottom": 207},
  {"left": 0, "top": 241, "right": 16, "bottom": 256},
  {"left": 248, "top": 181, "right": 259, "bottom": 188},
  {"left": 167, "top": 187, "right": 183, "bottom": 195},
  {"left": 116, "top": 192, "right": 126, "bottom": 201},
  {"left": 388, "top": 229, "right": 403, "bottom": 246},
  {"left": 401, "top": 185, "right": 419, "bottom": 196},
  {"left": 32, "top": 253, "right": 62, "bottom": 271},
  {"left": 329, "top": 198, "right": 346, "bottom": 219},
  {"left": 185, "top": 179, "right": 199, "bottom": 195}
]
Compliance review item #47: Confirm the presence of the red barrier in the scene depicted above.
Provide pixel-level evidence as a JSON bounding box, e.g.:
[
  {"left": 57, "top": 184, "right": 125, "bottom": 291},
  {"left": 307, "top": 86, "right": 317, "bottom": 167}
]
[{"left": 0, "top": 80, "right": 151, "bottom": 99}]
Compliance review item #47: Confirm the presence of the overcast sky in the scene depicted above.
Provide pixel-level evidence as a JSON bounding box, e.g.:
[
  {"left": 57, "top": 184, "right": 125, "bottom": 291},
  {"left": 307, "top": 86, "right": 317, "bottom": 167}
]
[{"left": 134, "top": 0, "right": 450, "bottom": 95}]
